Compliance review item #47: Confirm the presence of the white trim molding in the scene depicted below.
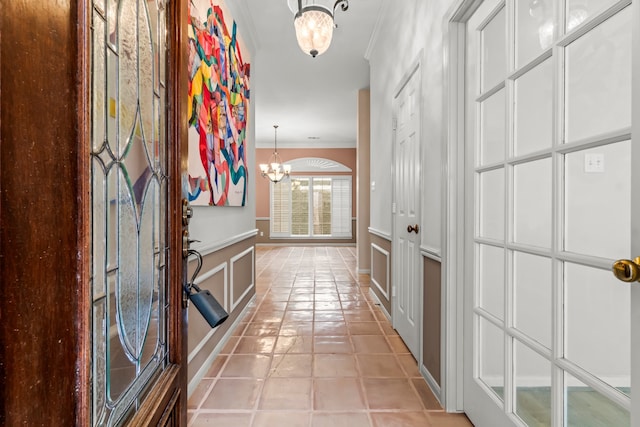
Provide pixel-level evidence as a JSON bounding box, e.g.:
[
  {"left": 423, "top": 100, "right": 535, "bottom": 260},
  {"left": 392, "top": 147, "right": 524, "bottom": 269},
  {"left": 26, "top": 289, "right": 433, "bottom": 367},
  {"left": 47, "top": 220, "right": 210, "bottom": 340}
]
[
  {"left": 364, "top": 0, "right": 391, "bottom": 60},
  {"left": 370, "top": 243, "right": 390, "bottom": 300},
  {"left": 230, "top": 246, "right": 255, "bottom": 311},
  {"left": 368, "top": 288, "right": 391, "bottom": 321},
  {"left": 193, "top": 262, "right": 229, "bottom": 311},
  {"left": 195, "top": 229, "right": 258, "bottom": 257},
  {"left": 368, "top": 227, "right": 392, "bottom": 241},
  {"left": 421, "top": 247, "right": 442, "bottom": 262}
]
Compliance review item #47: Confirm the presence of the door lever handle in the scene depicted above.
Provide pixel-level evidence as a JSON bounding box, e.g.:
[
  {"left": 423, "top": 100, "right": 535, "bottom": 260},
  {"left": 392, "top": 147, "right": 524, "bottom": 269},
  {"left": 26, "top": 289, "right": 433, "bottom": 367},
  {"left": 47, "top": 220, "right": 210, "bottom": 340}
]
[
  {"left": 407, "top": 224, "right": 420, "bottom": 234},
  {"left": 612, "top": 257, "right": 640, "bottom": 282}
]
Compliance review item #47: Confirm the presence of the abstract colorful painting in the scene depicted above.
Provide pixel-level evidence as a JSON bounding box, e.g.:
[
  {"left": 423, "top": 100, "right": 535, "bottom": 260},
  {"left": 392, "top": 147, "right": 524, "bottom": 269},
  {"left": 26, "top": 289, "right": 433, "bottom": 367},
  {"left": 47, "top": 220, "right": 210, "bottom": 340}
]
[{"left": 188, "top": 2, "right": 250, "bottom": 206}]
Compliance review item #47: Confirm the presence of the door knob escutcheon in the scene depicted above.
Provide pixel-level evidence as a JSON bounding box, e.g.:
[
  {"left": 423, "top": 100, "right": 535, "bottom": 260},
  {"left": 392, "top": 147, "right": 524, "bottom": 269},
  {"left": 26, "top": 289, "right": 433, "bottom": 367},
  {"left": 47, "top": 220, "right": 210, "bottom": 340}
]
[{"left": 612, "top": 257, "right": 640, "bottom": 282}]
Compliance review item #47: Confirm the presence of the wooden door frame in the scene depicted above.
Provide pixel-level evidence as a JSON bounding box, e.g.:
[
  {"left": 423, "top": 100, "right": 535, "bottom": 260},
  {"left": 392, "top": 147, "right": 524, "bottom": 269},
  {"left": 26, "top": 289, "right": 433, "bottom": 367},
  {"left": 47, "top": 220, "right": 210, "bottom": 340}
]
[{"left": 0, "top": 0, "right": 189, "bottom": 423}]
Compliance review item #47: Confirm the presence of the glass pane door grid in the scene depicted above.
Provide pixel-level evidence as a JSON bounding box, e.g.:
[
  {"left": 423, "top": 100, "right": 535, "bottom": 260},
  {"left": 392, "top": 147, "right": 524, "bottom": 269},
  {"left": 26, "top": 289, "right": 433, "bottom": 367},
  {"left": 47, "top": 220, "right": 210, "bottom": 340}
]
[{"left": 470, "top": 1, "right": 632, "bottom": 426}]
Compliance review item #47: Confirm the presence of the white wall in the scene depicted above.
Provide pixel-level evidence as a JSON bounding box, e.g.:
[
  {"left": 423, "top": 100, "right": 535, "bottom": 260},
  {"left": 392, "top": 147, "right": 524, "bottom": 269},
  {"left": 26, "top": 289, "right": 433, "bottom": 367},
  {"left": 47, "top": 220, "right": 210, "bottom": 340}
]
[
  {"left": 188, "top": 0, "right": 258, "bottom": 250},
  {"left": 368, "top": 0, "right": 449, "bottom": 252}
]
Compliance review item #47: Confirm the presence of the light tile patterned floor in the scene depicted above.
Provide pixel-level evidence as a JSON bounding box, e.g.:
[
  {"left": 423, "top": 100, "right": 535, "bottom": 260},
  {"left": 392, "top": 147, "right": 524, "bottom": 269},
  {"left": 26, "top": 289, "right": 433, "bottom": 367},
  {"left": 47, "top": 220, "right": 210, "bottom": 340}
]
[{"left": 188, "top": 246, "right": 474, "bottom": 427}]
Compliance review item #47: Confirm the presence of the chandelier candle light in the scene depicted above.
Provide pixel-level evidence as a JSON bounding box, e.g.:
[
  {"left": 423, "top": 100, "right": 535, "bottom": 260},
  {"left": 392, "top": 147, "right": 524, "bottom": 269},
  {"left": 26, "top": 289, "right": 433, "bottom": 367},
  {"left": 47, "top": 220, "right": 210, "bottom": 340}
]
[
  {"left": 260, "top": 125, "right": 291, "bottom": 183},
  {"left": 294, "top": 0, "right": 349, "bottom": 57}
]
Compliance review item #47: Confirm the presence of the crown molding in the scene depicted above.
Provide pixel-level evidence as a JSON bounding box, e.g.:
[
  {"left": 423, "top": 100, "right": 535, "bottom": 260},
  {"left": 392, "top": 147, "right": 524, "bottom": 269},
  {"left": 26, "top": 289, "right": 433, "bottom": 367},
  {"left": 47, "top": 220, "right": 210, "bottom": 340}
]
[{"left": 364, "top": 0, "right": 391, "bottom": 60}]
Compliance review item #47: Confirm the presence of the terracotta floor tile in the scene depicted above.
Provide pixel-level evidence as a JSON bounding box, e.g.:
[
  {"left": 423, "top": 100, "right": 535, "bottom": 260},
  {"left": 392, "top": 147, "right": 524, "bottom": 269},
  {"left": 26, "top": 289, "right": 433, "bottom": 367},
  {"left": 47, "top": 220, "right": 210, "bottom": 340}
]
[
  {"left": 220, "top": 354, "right": 272, "bottom": 378},
  {"left": 187, "top": 378, "right": 213, "bottom": 409},
  {"left": 314, "top": 310, "right": 345, "bottom": 322},
  {"left": 314, "top": 336, "right": 353, "bottom": 354},
  {"left": 253, "top": 411, "right": 311, "bottom": 427},
  {"left": 273, "top": 335, "right": 313, "bottom": 353},
  {"left": 381, "top": 322, "right": 398, "bottom": 336},
  {"left": 315, "top": 301, "right": 343, "bottom": 310},
  {"left": 412, "top": 378, "right": 443, "bottom": 410},
  {"left": 362, "top": 379, "right": 423, "bottom": 411},
  {"left": 344, "top": 310, "right": 376, "bottom": 322},
  {"left": 234, "top": 336, "right": 276, "bottom": 354},
  {"left": 357, "top": 354, "right": 405, "bottom": 377},
  {"left": 203, "top": 355, "right": 227, "bottom": 378},
  {"left": 259, "top": 378, "right": 312, "bottom": 410},
  {"left": 426, "top": 412, "right": 474, "bottom": 426},
  {"left": 284, "top": 310, "right": 315, "bottom": 322},
  {"left": 315, "top": 294, "right": 341, "bottom": 302},
  {"left": 279, "top": 321, "right": 314, "bottom": 336},
  {"left": 201, "top": 378, "right": 263, "bottom": 410},
  {"left": 341, "top": 300, "right": 372, "bottom": 310},
  {"left": 252, "top": 311, "right": 285, "bottom": 322},
  {"left": 314, "top": 354, "right": 359, "bottom": 377},
  {"left": 231, "top": 323, "right": 248, "bottom": 336},
  {"left": 313, "top": 378, "right": 366, "bottom": 410},
  {"left": 269, "top": 354, "right": 313, "bottom": 377},
  {"left": 397, "top": 354, "right": 421, "bottom": 377},
  {"left": 311, "top": 412, "right": 372, "bottom": 427},
  {"left": 258, "top": 301, "right": 288, "bottom": 311},
  {"left": 290, "top": 294, "right": 315, "bottom": 302},
  {"left": 189, "top": 412, "right": 253, "bottom": 427},
  {"left": 287, "top": 301, "right": 315, "bottom": 311},
  {"left": 370, "top": 411, "right": 431, "bottom": 427},
  {"left": 352, "top": 335, "right": 392, "bottom": 353},
  {"left": 189, "top": 246, "right": 472, "bottom": 426},
  {"left": 220, "top": 336, "right": 239, "bottom": 354},
  {"left": 348, "top": 321, "right": 383, "bottom": 335},
  {"left": 243, "top": 321, "right": 281, "bottom": 337},
  {"left": 388, "top": 335, "right": 411, "bottom": 353},
  {"left": 314, "top": 321, "right": 348, "bottom": 336}
]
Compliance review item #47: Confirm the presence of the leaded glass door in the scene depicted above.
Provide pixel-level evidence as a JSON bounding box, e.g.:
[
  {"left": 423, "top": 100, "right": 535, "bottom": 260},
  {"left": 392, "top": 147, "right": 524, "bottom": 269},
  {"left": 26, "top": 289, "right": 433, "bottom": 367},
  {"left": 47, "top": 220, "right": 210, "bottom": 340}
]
[{"left": 90, "top": 0, "right": 187, "bottom": 424}]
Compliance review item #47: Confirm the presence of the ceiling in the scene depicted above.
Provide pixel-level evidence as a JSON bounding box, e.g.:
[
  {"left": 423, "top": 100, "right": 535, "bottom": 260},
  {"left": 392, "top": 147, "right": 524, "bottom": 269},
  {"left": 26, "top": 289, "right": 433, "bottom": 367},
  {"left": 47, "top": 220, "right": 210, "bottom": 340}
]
[{"left": 239, "top": 0, "right": 385, "bottom": 149}]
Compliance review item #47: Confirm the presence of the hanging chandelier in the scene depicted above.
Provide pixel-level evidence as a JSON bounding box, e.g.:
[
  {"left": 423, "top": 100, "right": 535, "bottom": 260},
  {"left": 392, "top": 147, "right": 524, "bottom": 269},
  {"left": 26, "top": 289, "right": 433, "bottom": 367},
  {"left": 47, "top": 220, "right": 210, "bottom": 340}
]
[
  {"left": 259, "top": 125, "right": 291, "bottom": 183},
  {"left": 293, "top": 0, "right": 349, "bottom": 58}
]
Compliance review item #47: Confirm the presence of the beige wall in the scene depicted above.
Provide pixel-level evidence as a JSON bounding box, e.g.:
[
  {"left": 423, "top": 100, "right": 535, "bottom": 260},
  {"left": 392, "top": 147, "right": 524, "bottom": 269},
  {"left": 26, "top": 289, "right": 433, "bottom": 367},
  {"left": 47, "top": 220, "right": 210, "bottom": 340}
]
[
  {"left": 423, "top": 256, "right": 441, "bottom": 387},
  {"left": 187, "top": 237, "right": 256, "bottom": 388},
  {"left": 357, "top": 90, "right": 371, "bottom": 273},
  {"left": 369, "top": 233, "right": 392, "bottom": 315},
  {"left": 255, "top": 148, "right": 357, "bottom": 218}
]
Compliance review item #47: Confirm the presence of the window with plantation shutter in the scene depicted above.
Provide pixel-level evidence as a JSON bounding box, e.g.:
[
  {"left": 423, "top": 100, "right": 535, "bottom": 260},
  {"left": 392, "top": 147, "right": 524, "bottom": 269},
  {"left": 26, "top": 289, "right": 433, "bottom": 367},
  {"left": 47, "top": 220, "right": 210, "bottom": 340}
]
[
  {"left": 270, "top": 176, "right": 351, "bottom": 238},
  {"left": 330, "top": 177, "right": 351, "bottom": 237}
]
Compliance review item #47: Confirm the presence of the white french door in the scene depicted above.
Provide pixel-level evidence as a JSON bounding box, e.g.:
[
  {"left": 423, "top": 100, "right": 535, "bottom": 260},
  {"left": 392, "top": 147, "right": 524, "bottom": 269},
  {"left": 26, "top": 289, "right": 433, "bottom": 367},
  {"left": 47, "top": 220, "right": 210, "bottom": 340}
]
[
  {"left": 463, "top": 0, "right": 635, "bottom": 426},
  {"left": 393, "top": 65, "right": 421, "bottom": 358}
]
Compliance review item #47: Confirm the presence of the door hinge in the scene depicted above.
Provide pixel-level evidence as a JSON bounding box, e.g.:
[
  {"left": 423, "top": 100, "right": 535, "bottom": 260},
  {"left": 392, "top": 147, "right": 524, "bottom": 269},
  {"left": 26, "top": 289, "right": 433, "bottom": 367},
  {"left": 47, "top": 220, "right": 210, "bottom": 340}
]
[
  {"left": 392, "top": 286, "right": 396, "bottom": 297},
  {"left": 392, "top": 118, "right": 397, "bottom": 130}
]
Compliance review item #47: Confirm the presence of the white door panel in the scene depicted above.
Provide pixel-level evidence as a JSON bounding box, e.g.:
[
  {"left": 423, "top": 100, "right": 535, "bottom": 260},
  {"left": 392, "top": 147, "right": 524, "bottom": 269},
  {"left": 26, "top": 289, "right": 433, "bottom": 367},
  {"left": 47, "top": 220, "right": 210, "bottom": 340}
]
[
  {"left": 462, "top": 0, "right": 635, "bottom": 426},
  {"left": 393, "top": 66, "right": 421, "bottom": 358}
]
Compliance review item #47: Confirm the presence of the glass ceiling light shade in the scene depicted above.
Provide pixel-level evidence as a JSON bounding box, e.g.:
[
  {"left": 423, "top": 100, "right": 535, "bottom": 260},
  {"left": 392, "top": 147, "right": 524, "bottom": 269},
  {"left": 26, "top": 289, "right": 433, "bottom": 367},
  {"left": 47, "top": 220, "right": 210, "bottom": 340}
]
[
  {"left": 293, "top": 0, "right": 349, "bottom": 58},
  {"left": 259, "top": 125, "right": 291, "bottom": 183}
]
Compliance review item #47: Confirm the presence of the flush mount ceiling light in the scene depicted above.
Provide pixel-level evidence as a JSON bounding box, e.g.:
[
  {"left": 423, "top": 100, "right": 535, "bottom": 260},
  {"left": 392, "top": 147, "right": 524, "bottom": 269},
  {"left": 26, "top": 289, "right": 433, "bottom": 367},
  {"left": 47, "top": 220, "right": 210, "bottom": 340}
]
[
  {"left": 259, "top": 125, "right": 291, "bottom": 183},
  {"left": 292, "top": 0, "right": 349, "bottom": 58}
]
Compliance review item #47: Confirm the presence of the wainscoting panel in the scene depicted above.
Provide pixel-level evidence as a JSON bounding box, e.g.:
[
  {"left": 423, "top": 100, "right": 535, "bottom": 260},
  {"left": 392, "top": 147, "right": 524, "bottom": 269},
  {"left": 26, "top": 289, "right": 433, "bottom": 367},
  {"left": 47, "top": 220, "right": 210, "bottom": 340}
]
[
  {"left": 187, "top": 262, "right": 227, "bottom": 363},
  {"left": 371, "top": 243, "right": 390, "bottom": 300},
  {"left": 230, "top": 246, "right": 255, "bottom": 311},
  {"left": 187, "top": 235, "right": 256, "bottom": 387},
  {"left": 423, "top": 255, "right": 442, "bottom": 388},
  {"left": 369, "top": 232, "right": 392, "bottom": 314}
]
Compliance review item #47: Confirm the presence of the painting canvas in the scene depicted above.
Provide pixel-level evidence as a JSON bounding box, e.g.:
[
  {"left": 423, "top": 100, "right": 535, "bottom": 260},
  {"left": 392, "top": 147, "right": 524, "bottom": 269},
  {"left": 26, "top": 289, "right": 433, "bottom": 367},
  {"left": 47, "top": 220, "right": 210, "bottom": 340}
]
[{"left": 188, "top": 1, "right": 250, "bottom": 206}]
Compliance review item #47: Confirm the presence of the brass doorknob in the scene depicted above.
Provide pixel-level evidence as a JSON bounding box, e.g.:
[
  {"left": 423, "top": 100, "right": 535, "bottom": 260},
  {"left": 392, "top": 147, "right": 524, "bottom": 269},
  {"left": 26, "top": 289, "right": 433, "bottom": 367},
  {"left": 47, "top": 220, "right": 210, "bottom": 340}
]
[
  {"left": 612, "top": 257, "right": 640, "bottom": 282},
  {"left": 407, "top": 224, "right": 420, "bottom": 234}
]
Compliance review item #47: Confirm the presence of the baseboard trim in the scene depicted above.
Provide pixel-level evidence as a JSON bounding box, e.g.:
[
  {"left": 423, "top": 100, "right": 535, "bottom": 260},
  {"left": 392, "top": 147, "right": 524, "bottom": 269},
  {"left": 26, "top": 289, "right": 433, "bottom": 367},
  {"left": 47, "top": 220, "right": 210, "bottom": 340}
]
[{"left": 368, "top": 287, "right": 391, "bottom": 321}]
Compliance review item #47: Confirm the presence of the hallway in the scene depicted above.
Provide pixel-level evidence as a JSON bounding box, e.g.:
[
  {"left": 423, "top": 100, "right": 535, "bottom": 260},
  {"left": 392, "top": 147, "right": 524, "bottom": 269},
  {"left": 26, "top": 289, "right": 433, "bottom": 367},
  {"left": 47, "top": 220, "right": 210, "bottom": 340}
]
[{"left": 187, "top": 246, "right": 473, "bottom": 426}]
